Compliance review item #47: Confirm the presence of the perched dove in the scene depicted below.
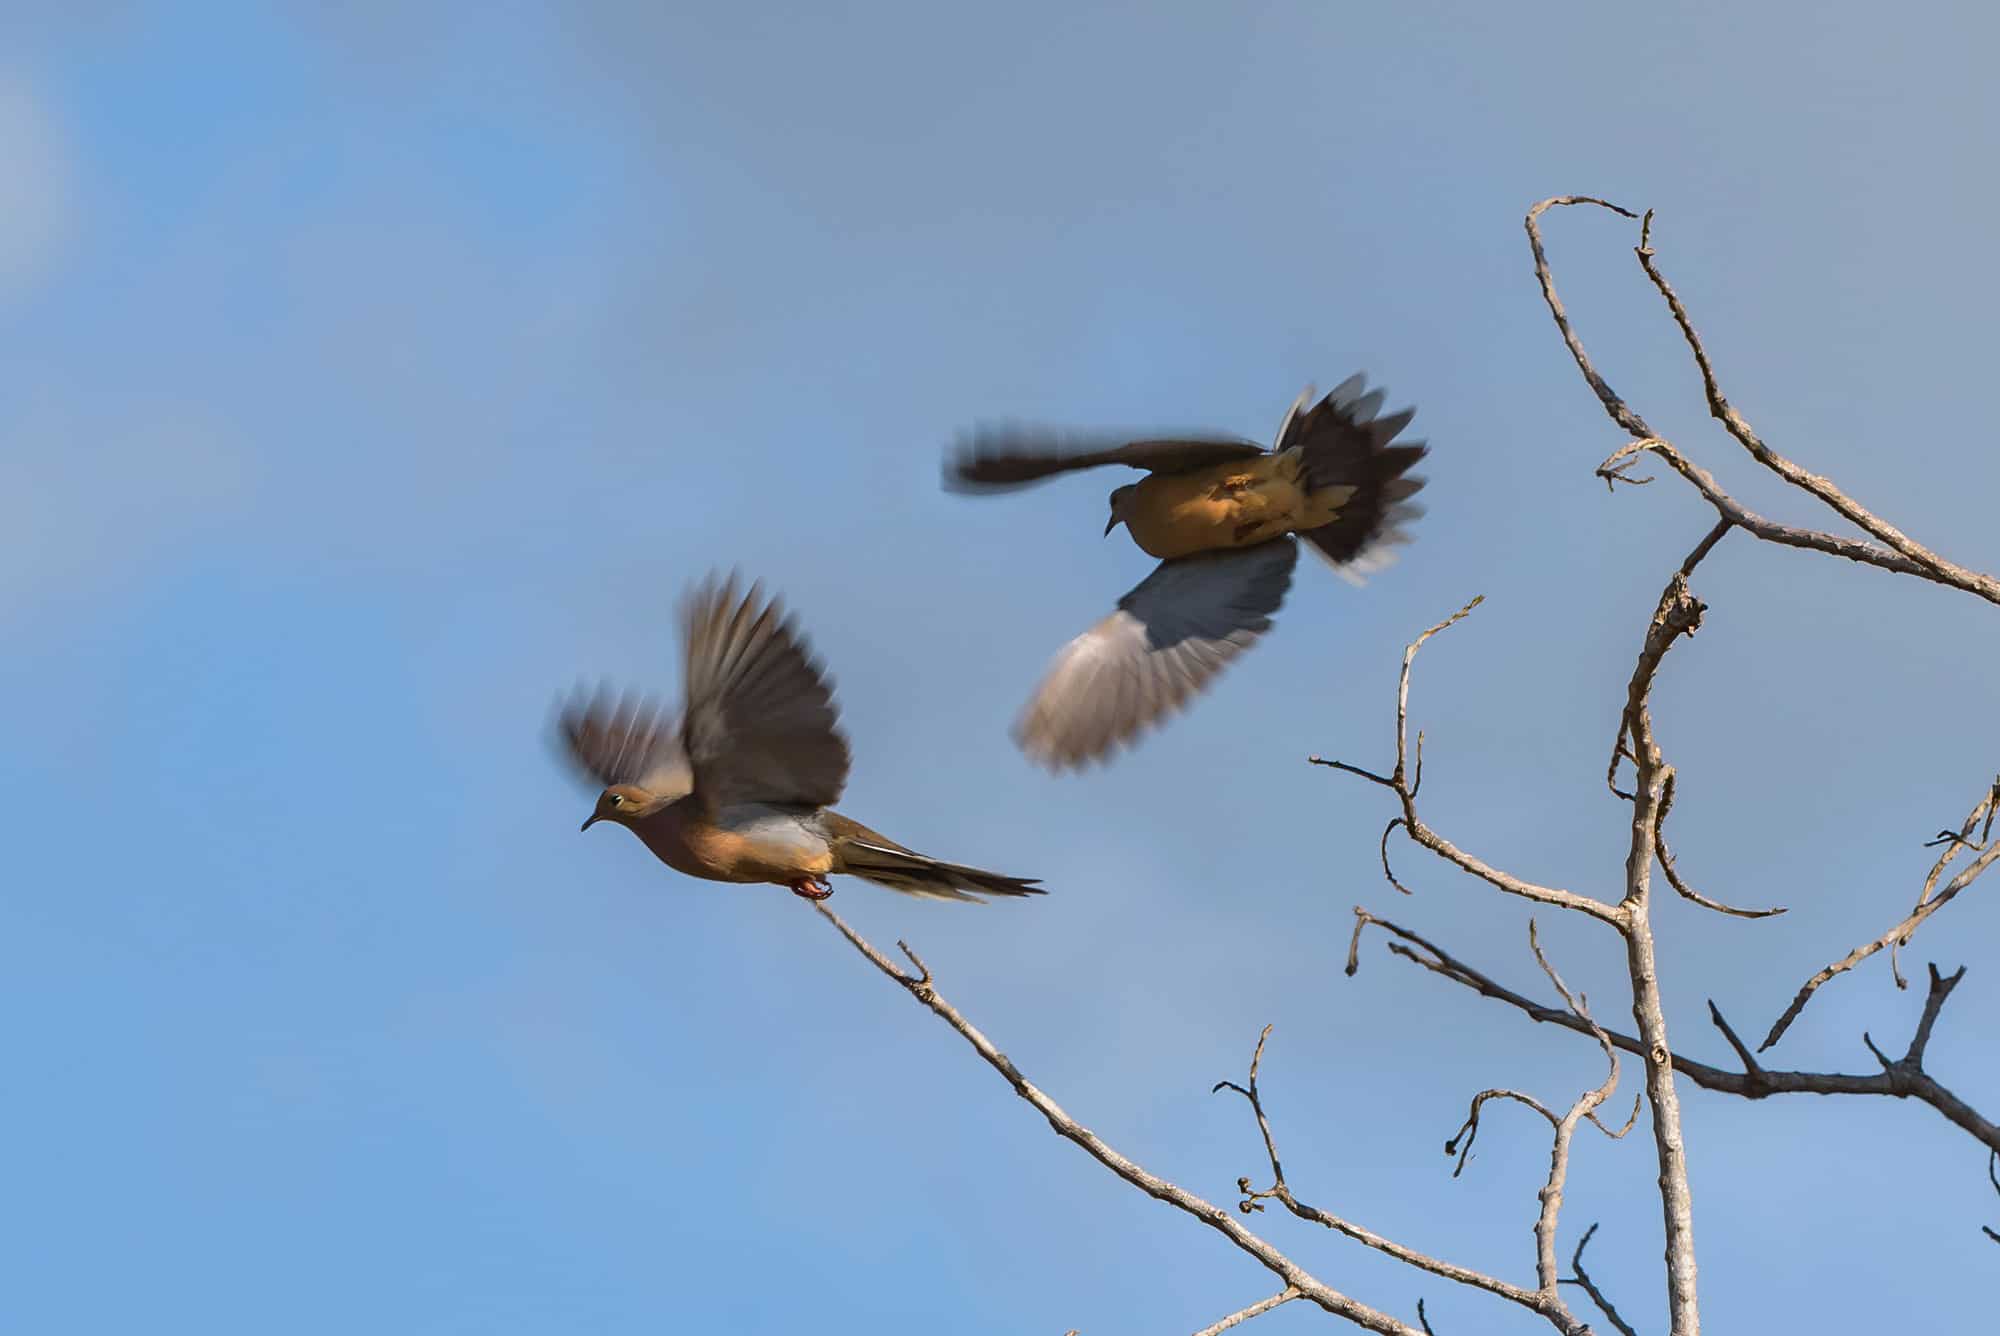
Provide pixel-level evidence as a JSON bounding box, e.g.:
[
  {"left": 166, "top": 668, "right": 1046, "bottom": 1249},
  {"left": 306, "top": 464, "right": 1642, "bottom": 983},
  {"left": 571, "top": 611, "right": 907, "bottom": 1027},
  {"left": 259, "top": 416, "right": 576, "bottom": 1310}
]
[
  {"left": 948, "top": 375, "right": 1427, "bottom": 770},
  {"left": 558, "top": 574, "right": 1043, "bottom": 902}
]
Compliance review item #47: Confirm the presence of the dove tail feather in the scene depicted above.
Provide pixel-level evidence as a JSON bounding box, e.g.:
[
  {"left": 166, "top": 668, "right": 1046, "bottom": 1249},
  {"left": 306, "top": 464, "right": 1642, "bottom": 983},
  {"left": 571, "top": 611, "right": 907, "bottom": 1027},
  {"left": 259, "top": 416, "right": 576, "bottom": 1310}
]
[
  {"left": 824, "top": 818, "right": 1044, "bottom": 902},
  {"left": 1280, "top": 375, "right": 1428, "bottom": 582}
]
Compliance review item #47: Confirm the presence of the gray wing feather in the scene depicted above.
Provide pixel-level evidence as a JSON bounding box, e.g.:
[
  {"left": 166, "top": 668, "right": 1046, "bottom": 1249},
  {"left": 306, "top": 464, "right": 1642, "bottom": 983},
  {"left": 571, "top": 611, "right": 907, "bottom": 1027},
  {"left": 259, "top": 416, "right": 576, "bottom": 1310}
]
[
  {"left": 1014, "top": 540, "right": 1299, "bottom": 770},
  {"left": 679, "top": 574, "right": 851, "bottom": 809},
  {"left": 556, "top": 687, "right": 694, "bottom": 799}
]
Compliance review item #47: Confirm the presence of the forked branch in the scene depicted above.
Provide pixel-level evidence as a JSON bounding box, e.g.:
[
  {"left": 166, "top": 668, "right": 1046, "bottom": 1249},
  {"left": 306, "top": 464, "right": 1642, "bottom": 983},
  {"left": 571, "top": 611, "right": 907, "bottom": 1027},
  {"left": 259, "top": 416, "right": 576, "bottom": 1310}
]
[
  {"left": 1347, "top": 910, "right": 2000, "bottom": 1156},
  {"left": 1310, "top": 597, "right": 1626, "bottom": 929},
  {"left": 1760, "top": 780, "right": 2000, "bottom": 1050}
]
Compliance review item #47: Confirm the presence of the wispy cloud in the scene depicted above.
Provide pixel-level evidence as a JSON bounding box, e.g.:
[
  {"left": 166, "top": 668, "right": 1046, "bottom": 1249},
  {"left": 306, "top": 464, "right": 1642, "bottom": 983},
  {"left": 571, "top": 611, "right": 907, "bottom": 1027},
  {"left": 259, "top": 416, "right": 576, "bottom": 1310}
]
[{"left": 0, "top": 74, "right": 70, "bottom": 296}]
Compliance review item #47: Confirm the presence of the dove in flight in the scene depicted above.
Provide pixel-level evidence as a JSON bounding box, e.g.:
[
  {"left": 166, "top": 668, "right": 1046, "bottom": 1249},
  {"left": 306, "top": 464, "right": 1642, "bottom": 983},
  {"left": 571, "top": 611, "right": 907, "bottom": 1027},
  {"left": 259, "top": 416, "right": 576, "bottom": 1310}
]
[
  {"left": 558, "top": 574, "right": 1043, "bottom": 902},
  {"left": 947, "top": 375, "right": 1427, "bottom": 770}
]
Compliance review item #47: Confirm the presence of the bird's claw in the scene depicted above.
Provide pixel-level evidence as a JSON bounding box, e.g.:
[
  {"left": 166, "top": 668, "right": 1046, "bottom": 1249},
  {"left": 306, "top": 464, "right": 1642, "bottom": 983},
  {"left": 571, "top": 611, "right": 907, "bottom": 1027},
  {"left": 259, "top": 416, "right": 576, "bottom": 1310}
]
[{"left": 789, "top": 876, "right": 834, "bottom": 902}]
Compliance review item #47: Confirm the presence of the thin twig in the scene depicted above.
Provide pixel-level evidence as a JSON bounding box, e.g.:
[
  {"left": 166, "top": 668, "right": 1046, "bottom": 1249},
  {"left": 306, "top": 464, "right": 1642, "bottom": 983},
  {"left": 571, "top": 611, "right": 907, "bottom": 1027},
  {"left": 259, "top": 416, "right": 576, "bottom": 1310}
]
[
  {"left": 1523, "top": 920, "right": 1625, "bottom": 1296},
  {"left": 1985, "top": 1151, "right": 2000, "bottom": 1247},
  {"left": 1559, "top": 1224, "right": 1641, "bottom": 1336},
  {"left": 1893, "top": 785, "right": 1999, "bottom": 985},
  {"left": 1760, "top": 829, "right": 2000, "bottom": 1050},
  {"left": 1652, "top": 771, "right": 1786, "bottom": 920},
  {"left": 1189, "top": 1288, "right": 1300, "bottom": 1336}
]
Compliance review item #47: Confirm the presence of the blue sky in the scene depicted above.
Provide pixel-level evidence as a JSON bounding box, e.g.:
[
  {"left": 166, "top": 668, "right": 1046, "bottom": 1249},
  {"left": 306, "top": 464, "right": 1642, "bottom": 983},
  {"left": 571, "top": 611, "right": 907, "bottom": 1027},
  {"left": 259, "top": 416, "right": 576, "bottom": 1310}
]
[{"left": 5, "top": 2, "right": 1998, "bottom": 1331}]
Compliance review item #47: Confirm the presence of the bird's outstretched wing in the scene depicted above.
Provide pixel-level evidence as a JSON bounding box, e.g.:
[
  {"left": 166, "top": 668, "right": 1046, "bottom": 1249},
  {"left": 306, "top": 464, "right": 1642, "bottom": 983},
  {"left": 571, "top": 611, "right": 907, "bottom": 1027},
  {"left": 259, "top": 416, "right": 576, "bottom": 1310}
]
[
  {"left": 1014, "top": 539, "right": 1299, "bottom": 770},
  {"left": 556, "top": 687, "right": 694, "bottom": 800},
  {"left": 677, "top": 574, "right": 851, "bottom": 810},
  {"left": 947, "top": 428, "right": 1267, "bottom": 492}
]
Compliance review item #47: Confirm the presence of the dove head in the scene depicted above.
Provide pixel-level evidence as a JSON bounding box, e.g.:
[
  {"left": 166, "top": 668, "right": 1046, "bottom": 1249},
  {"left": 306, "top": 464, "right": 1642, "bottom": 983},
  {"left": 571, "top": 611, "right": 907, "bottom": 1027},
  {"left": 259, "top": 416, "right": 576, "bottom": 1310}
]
[
  {"left": 1104, "top": 483, "right": 1139, "bottom": 536},
  {"left": 581, "top": 784, "right": 656, "bottom": 832}
]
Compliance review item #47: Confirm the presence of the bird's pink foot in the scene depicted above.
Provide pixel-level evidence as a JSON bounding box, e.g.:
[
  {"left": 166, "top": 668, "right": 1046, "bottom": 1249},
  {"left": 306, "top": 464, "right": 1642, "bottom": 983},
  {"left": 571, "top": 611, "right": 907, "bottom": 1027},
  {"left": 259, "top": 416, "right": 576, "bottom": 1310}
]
[{"left": 788, "top": 876, "right": 833, "bottom": 901}]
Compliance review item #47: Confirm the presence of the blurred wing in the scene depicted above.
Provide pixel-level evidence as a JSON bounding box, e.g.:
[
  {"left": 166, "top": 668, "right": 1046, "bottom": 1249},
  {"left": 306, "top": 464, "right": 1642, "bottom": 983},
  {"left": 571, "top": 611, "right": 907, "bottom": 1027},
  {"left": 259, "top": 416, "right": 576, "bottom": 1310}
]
[
  {"left": 678, "top": 574, "right": 851, "bottom": 809},
  {"left": 555, "top": 687, "right": 693, "bottom": 799},
  {"left": 947, "top": 427, "right": 1267, "bottom": 492},
  {"left": 1014, "top": 540, "right": 1299, "bottom": 770}
]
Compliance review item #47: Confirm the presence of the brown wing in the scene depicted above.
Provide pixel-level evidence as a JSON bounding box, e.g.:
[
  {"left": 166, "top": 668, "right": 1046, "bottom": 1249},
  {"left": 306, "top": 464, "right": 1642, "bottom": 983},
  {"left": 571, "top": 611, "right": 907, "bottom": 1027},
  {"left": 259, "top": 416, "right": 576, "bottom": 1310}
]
[
  {"left": 555, "top": 686, "right": 694, "bottom": 799},
  {"left": 946, "top": 427, "right": 1267, "bottom": 492},
  {"left": 1013, "top": 540, "right": 1299, "bottom": 771},
  {"left": 678, "top": 574, "right": 851, "bottom": 810}
]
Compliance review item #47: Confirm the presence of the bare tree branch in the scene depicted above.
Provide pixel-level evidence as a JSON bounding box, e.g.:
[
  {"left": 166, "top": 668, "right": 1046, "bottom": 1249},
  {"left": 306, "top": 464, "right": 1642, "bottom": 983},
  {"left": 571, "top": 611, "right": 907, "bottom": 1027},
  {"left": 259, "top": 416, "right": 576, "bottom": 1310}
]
[
  {"left": 812, "top": 903, "right": 1428, "bottom": 1336},
  {"left": 1189, "top": 1289, "right": 1300, "bottom": 1336},
  {"left": 1596, "top": 437, "right": 1960, "bottom": 585},
  {"left": 1532, "top": 195, "right": 2000, "bottom": 608},
  {"left": 1606, "top": 567, "right": 1705, "bottom": 1336},
  {"left": 1211, "top": 1029, "right": 1573, "bottom": 1327},
  {"left": 1348, "top": 911, "right": 2000, "bottom": 1156},
  {"left": 1560, "top": 1224, "right": 1640, "bottom": 1336},
  {"left": 1760, "top": 786, "right": 2000, "bottom": 1050},
  {"left": 1310, "top": 596, "right": 1627, "bottom": 929},
  {"left": 1630, "top": 210, "right": 1997, "bottom": 599},
  {"left": 1324, "top": 565, "right": 1710, "bottom": 1334}
]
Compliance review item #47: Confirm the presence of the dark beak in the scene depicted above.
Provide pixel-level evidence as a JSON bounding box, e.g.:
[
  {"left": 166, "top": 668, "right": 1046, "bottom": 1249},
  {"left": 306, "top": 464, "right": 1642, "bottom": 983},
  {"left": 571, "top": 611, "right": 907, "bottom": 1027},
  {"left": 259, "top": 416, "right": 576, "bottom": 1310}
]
[
  {"left": 1103, "top": 513, "right": 1118, "bottom": 536},
  {"left": 580, "top": 813, "right": 601, "bottom": 832}
]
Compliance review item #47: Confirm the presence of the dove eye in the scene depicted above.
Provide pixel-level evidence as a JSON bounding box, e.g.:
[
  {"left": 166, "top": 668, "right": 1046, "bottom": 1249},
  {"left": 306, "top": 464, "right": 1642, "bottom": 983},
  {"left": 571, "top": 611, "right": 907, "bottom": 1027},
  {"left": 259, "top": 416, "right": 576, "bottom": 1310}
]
[{"left": 608, "top": 793, "right": 625, "bottom": 806}]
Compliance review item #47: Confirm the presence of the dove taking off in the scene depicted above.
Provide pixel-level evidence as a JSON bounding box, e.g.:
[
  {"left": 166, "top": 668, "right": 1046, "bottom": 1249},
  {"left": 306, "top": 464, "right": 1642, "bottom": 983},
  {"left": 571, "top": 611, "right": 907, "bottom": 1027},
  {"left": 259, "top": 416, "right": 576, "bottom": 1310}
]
[
  {"left": 558, "top": 575, "right": 1043, "bottom": 903},
  {"left": 948, "top": 375, "right": 1428, "bottom": 771}
]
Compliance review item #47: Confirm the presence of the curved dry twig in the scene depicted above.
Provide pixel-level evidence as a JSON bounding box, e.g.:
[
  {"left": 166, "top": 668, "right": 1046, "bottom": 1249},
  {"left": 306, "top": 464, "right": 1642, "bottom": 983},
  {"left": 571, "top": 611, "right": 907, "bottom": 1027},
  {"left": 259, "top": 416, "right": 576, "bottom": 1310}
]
[
  {"left": 1560, "top": 1224, "right": 1641, "bottom": 1336},
  {"left": 1985, "top": 1152, "right": 2000, "bottom": 1247},
  {"left": 1652, "top": 771, "right": 1786, "bottom": 920},
  {"left": 1525, "top": 196, "right": 1652, "bottom": 438},
  {"left": 1446, "top": 1087, "right": 1559, "bottom": 1177}
]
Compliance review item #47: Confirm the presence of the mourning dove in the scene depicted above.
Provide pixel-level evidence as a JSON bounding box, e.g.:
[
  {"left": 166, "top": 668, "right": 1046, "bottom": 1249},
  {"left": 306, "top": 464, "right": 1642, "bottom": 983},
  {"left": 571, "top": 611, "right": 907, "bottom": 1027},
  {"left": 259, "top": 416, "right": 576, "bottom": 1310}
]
[
  {"left": 948, "top": 375, "right": 1427, "bottom": 770},
  {"left": 558, "top": 574, "right": 1043, "bottom": 903}
]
